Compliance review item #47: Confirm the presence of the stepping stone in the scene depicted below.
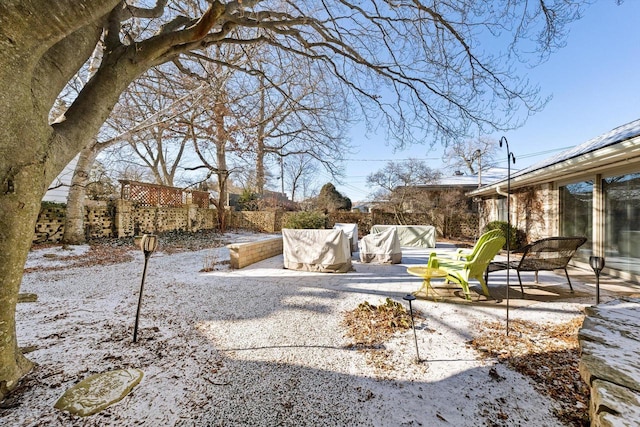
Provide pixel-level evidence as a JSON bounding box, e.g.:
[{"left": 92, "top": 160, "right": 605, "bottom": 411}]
[
  {"left": 54, "top": 368, "right": 143, "bottom": 416},
  {"left": 18, "top": 293, "right": 37, "bottom": 303}
]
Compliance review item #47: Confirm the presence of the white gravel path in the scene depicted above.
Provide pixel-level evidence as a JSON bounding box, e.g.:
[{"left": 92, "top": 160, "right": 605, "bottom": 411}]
[{"left": 1, "top": 234, "right": 592, "bottom": 426}]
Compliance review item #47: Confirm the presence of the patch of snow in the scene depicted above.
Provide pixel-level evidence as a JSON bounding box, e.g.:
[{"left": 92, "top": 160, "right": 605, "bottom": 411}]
[{"left": 25, "top": 245, "right": 91, "bottom": 269}]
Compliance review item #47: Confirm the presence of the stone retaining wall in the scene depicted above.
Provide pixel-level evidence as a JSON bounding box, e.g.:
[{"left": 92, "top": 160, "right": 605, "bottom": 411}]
[
  {"left": 578, "top": 297, "right": 640, "bottom": 426},
  {"left": 228, "top": 237, "right": 283, "bottom": 269}
]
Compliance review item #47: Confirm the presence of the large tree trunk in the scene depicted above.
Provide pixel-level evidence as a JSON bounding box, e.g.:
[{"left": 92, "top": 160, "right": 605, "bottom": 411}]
[
  {"left": 0, "top": 165, "right": 45, "bottom": 398},
  {"left": 0, "top": 0, "right": 229, "bottom": 399},
  {"left": 216, "top": 123, "right": 229, "bottom": 233},
  {"left": 255, "top": 136, "right": 266, "bottom": 195},
  {"left": 255, "top": 80, "right": 267, "bottom": 195},
  {"left": 62, "top": 144, "right": 100, "bottom": 244},
  {"left": 0, "top": 6, "right": 142, "bottom": 399}
]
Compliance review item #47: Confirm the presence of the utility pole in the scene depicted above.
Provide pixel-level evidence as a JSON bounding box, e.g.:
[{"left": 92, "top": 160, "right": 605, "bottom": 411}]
[
  {"left": 280, "top": 154, "right": 285, "bottom": 208},
  {"left": 474, "top": 149, "right": 482, "bottom": 188}
]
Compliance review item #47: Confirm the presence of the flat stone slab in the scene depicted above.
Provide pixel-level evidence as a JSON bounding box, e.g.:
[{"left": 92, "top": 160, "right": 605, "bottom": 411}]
[
  {"left": 591, "top": 379, "right": 640, "bottom": 427},
  {"left": 18, "top": 293, "right": 37, "bottom": 303},
  {"left": 54, "top": 368, "right": 143, "bottom": 416},
  {"left": 579, "top": 298, "right": 640, "bottom": 426},
  {"left": 579, "top": 298, "right": 640, "bottom": 393}
]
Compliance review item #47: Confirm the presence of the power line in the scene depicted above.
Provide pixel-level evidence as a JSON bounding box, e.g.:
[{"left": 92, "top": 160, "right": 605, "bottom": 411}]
[
  {"left": 313, "top": 145, "right": 575, "bottom": 200},
  {"left": 345, "top": 157, "right": 440, "bottom": 162},
  {"left": 342, "top": 146, "right": 572, "bottom": 164}
]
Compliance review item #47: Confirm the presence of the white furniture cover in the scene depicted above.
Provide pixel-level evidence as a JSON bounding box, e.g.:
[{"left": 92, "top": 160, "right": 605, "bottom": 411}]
[
  {"left": 333, "top": 223, "right": 358, "bottom": 253},
  {"left": 359, "top": 228, "right": 402, "bottom": 264},
  {"left": 370, "top": 225, "right": 436, "bottom": 248},
  {"left": 282, "top": 229, "right": 352, "bottom": 273}
]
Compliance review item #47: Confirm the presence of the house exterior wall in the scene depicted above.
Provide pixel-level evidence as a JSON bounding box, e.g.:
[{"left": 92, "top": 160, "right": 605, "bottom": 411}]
[
  {"left": 477, "top": 159, "right": 640, "bottom": 281},
  {"left": 470, "top": 120, "right": 640, "bottom": 281},
  {"left": 478, "top": 198, "right": 495, "bottom": 231},
  {"left": 508, "top": 183, "right": 557, "bottom": 241}
]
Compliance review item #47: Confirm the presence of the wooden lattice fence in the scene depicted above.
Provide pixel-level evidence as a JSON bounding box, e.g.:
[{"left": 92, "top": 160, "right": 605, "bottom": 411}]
[
  {"left": 119, "top": 180, "right": 210, "bottom": 208},
  {"left": 188, "top": 190, "right": 210, "bottom": 208},
  {"left": 120, "top": 180, "right": 183, "bottom": 207}
]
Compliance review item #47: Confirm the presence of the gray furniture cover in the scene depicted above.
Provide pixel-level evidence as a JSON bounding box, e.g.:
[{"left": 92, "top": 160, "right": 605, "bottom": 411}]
[
  {"left": 333, "top": 223, "right": 358, "bottom": 253},
  {"left": 359, "top": 227, "right": 402, "bottom": 264},
  {"left": 370, "top": 225, "right": 436, "bottom": 248},
  {"left": 282, "top": 229, "right": 352, "bottom": 273}
]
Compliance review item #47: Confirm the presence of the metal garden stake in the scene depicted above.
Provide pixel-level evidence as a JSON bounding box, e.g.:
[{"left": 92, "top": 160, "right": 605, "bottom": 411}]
[
  {"left": 499, "top": 136, "right": 516, "bottom": 336},
  {"left": 133, "top": 234, "right": 158, "bottom": 343},
  {"left": 589, "top": 256, "right": 605, "bottom": 304},
  {"left": 403, "top": 294, "right": 420, "bottom": 362}
]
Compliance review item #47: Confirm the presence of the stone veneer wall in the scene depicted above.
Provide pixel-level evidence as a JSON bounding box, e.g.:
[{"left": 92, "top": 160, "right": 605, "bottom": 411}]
[
  {"left": 578, "top": 297, "right": 640, "bottom": 426},
  {"left": 227, "top": 237, "right": 283, "bottom": 269},
  {"left": 34, "top": 201, "right": 219, "bottom": 243},
  {"left": 479, "top": 183, "right": 556, "bottom": 242},
  {"left": 35, "top": 205, "right": 478, "bottom": 244}
]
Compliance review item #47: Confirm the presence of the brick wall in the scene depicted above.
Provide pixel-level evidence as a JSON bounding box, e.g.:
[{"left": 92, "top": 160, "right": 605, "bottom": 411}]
[{"left": 227, "top": 237, "right": 283, "bottom": 269}]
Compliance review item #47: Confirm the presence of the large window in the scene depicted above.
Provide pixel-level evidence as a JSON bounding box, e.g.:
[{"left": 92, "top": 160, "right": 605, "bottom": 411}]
[
  {"left": 603, "top": 173, "right": 640, "bottom": 274},
  {"left": 559, "top": 181, "right": 593, "bottom": 259}
]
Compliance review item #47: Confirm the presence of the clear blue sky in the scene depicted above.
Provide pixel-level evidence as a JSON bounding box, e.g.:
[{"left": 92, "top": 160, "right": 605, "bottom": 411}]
[{"left": 330, "top": 1, "right": 640, "bottom": 203}]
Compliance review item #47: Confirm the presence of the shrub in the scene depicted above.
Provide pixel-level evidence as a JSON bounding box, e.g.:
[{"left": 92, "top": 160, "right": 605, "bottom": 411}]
[
  {"left": 41, "top": 201, "right": 66, "bottom": 209},
  {"left": 283, "top": 211, "right": 327, "bottom": 229},
  {"left": 483, "top": 221, "right": 524, "bottom": 250},
  {"left": 237, "top": 189, "right": 259, "bottom": 211}
]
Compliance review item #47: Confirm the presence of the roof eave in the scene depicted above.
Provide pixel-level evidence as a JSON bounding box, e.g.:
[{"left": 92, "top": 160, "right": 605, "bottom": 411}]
[{"left": 469, "top": 136, "right": 640, "bottom": 197}]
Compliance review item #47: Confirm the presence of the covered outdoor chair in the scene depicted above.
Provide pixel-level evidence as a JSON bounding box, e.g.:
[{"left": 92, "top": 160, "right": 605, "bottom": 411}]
[
  {"left": 359, "top": 227, "right": 402, "bottom": 264},
  {"left": 486, "top": 236, "right": 587, "bottom": 294},
  {"left": 428, "top": 235, "right": 506, "bottom": 300},
  {"left": 333, "top": 223, "right": 358, "bottom": 253}
]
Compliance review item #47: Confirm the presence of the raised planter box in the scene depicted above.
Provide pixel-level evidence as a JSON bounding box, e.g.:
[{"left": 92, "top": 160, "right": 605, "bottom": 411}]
[{"left": 227, "top": 237, "right": 283, "bottom": 269}]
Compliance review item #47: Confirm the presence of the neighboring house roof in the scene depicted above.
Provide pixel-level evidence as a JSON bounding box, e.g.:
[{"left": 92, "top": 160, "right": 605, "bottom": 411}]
[
  {"left": 412, "top": 167, "right": 511, "bottom": 190},
  {"left": 470, "top": 118, "right": 640, "bottom": 196},
  {"left": 43, "top": 155, "right": 79, "bottom": 203},
  {"left": 352, "top": 201, "right": 376, "bottom": 212}
]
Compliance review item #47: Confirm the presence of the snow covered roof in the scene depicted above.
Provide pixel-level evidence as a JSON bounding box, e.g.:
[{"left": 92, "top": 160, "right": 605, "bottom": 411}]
[
  {"left": 413, "top": 167, "right": 511, "bottom": 188},
  {"left": 470, "top": 118, "right": 640, "bottom": 196},
  {"left": 510, "top": 118, "right": 640, "bottom": 180}
]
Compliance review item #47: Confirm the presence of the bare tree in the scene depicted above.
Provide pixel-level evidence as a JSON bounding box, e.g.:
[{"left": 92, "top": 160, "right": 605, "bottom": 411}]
[
  {"left": 443, "top": 137, "right": 500, "bottom": 175},
  {"left": 105, "top": 70, "right": 197, "bottom": 187},
  {"left": 0, "top": 0, "right": 593, "bottom": 397},
  {"left": 367, "top": 159, "right": 442, "bottom": 223},
  {"left": 284, "top": 154, "right": 319, "bottom": 203},
  {"left": 62, "top": 66, "right": 211, "bottom": 244},
  {"left": 245, "top": 52, "right": 352, "bottom": 194}
]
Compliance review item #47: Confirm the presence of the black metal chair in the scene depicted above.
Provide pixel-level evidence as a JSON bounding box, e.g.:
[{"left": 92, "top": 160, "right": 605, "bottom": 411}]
[{"left": 486, "top": 236, "right": 587, "bottom": 294}]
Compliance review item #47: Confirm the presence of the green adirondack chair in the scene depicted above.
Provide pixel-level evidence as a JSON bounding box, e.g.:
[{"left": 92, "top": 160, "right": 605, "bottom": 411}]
[
  {"left": 452, "top": 228, "right": 505, "bottom": 261},
  {"left": 427, "top": 235, "right": 506, "bottom": 300}
]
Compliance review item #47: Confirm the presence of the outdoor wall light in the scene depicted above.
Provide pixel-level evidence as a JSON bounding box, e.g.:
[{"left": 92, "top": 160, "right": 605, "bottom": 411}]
[
  {"left": 402, "top": 294, "right": 420, "bottom": 363},
  {"left": 589, "top": 256, "right": 605, "bottom": 304},
  {"left": 133, "top": 234, "right": 159, "bottom": 343}
]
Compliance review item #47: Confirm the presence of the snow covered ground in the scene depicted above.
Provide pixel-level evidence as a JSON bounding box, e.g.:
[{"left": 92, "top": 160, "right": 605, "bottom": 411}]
[{"left": 2, "top": 232, "right": 596, "bottom": 426}]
